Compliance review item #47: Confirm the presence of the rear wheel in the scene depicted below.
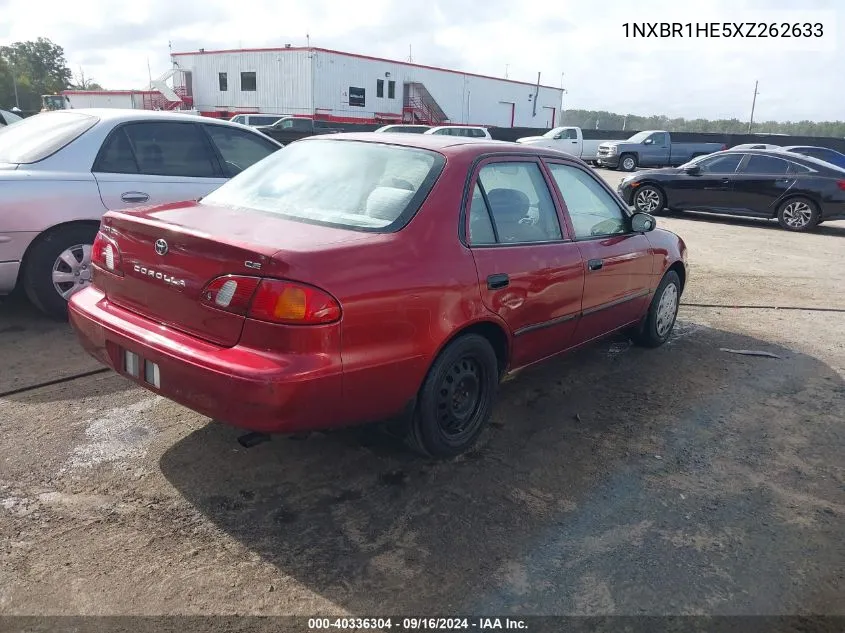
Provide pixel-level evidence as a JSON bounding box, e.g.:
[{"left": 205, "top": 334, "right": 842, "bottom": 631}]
[
  {"left": 777, "top": 197, "right": 819, "bottom": 232},
  {"left": 632, "top": 271, "right": 681, "bottom": 348},
  {"left": 620, "top": 154, "right": 638, "bottom": 172},
  {"left": 633, "top": 185, "right": 665, "bottom": 214},
  {"left": 23, "top": 225, "right": 98, "bottom": 320},
  {"left": 405, "top": 334, "right": 499, "bottom": 458}
]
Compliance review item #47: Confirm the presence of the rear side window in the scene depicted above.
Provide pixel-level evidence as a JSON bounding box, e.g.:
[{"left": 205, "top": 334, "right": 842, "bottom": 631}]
[
  {"left": 0, "top": 111, "right": 98, "bottom": 164},
  {"left": 469, "top": 162, "right": 562, "bottom": 244},
  {"left": 204, "top": 124, "right": 279, "bottom": 177},
  {"left": 251, "top": 116, "right": 281, "bottom": 126},
  {"left": 743, "top": 155, "right": 790, "bottom": 175},
  {"left": 95, "top": 128, "right": 139, "bottom": 173},
  {"left": 122, "top": 122, "right": 218, "bottom": 178}
]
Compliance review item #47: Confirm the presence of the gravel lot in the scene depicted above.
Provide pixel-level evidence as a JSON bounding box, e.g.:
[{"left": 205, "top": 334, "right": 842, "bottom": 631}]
[{"left": 1, "top": 167, "right": 844, "bottom": 617}]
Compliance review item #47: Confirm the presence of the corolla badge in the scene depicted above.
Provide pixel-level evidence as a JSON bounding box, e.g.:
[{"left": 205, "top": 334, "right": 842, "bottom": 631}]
[
  {"left": 154, "top": 239, "right": 168, "bottom": 256},
  {"left": 133, "top": 264, "right": 187, "bottom": 288}
]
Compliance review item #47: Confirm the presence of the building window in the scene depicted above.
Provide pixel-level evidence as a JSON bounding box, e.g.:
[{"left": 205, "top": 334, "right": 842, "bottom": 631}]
[
  {"left": 376, "top": 79, "right": 384, "bottom": 98},
  {"left": 349, "top": 86, "right": 365, "bottom": 107},
  {"left": 218, "top": 72, "right": 228, "bottom": 91},
  {"left": 241, "top": 71, "right": 257, "bottom": 92},
  {"left": 388, "top": 80, "right": 396, "bottom": 99}
]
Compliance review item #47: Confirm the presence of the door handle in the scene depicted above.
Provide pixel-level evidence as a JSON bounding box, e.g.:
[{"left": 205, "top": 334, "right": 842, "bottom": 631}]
[
  {"left": 720, "top": 178, "right": 730, "bottom": 184},
  {"left": 121, "top": 192, "right": 150, "bottom": 203},
  {"left": 487, "top": 273, "right": 509, "bottom": 290},
  {"left": 588, "top": 259, "right": 603, "bottom": 271},
  {"left": 571, "top": 140, "right": 579, "bottom": 143}
]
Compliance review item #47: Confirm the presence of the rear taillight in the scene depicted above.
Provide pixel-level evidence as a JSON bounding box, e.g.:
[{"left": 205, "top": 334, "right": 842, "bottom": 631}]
[
  {"left": 91, "top": 231, "right": 123, "bottom": 277},
  {"left": 837, "top": 180, "right": 845, "bottom": 191},
  {"left": 250, "top": 279, "right": 341, "bottom": 324},
  {"left": 200, "top": 275, "right": 261, "bottom": 315},
  {"left": 200, "top": 275, "right": 341, "bottom": 325}
]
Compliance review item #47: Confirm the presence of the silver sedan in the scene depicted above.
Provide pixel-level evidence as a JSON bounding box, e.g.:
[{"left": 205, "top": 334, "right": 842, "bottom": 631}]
[{"left": 0, "top": 109, "right": 282, "bottom": 318}]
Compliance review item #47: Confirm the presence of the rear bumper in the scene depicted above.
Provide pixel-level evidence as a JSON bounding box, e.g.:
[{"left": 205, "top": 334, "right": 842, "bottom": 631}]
[{"left": 68, "top": 287, "right": 343, "bottom": 433}]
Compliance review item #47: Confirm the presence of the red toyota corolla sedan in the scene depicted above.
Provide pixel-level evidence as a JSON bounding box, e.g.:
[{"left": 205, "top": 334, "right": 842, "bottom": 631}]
[{"left": 69, "top": 133, "right": 688, "bottom": 458}]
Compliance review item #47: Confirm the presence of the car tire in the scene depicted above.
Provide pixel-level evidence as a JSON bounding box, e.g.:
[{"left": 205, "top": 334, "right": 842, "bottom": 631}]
[
  {"left": 633, "top": 185, "right": 665, "bottom": 215},
  {"left": 632, "top": 271, "right": 681, "bottom": 348},
  {"left": 620, "top": 154, "right": 638, "bottom": 172},
  {"left": 405, "top": 334, "right": 499, "bottom": 458},
  {"left": 23, "top": 224, "right": 98, "bottom": 320},
  {"left": 776, "top": 197, "right": 820, "bottom": 232}
]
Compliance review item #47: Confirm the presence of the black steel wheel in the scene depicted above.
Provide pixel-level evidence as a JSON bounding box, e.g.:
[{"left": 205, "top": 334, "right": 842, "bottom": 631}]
[{"left": 406, "top": 334, "right": 499, "bottom": 458}]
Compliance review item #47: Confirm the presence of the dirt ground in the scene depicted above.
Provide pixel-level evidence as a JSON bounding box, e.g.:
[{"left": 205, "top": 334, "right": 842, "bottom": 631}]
[{"left": 1, "top": 168, "right": 844, "bottom": 617}]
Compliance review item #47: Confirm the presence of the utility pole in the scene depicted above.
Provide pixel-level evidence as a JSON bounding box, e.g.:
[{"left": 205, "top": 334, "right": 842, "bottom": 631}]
[
  {"left": 11, "top": 70, "right": 20, "bottom": 109},
  {"left": 748, "top": 80, "right": 759, "bottom": 133},
  {"left": 505, "top": 64, "right": 509, "bottom": 79}
]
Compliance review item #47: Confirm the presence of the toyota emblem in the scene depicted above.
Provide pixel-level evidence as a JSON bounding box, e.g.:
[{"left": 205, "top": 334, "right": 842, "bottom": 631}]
[{"left": 154, "top": 239, "right": 168, "bottom": 256}]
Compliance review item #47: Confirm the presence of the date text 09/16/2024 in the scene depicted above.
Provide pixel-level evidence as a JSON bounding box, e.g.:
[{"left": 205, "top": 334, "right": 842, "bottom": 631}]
[
  {"left": 307, "top": 617, "right": 528, "bottom": 630},
  {"left": 622, "top": 22, "right": 824, "bottom": 38}
]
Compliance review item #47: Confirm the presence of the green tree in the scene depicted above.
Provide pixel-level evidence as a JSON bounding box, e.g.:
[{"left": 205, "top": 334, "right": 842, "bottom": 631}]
[{"left": 0, "top": 38, "right": 72, "bottom": 111}]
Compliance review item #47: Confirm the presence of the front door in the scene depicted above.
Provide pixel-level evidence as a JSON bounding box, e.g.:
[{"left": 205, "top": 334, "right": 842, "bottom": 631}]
[
  {"left": 92, "top": 121, "right": 227, "bottom": 211},
  {"left": 467, "top": 158, "right": 585, "bottom": 369},
  {"left": 545, "top": 161, "right": 654, "bottom": 344},
  {"left": 670, "top": 152, "right": 745, "bottom": 212}
]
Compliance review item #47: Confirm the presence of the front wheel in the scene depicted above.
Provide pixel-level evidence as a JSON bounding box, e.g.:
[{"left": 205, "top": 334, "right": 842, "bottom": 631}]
[
  {"left": 633, "top": 185, "right": 665, "bottom": 214},
  {"left": 777, "top": 197, "right": 819, "bottom": 232},
  {"left": 405, "top": 334, "right": 499, "bottom": 458},
  {"left": 632, "top": 271, "right": 681, "bottom": 348},
  {"left": 23, "top": 225, "right": 98, "bottom": 320},
  {"left": 619, "top": 154, "right": 638, "bottom": 172}
]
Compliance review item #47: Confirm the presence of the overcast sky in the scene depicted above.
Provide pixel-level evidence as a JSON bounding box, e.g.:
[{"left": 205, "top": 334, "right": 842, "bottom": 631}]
[{"left": 2, "top": 0, "right": 842, "bottom": 121}]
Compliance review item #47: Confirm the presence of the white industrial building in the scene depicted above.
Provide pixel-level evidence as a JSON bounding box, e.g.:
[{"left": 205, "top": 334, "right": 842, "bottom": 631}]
[{"left": 170, "top": 47, "right": 564, "bottom": 128}]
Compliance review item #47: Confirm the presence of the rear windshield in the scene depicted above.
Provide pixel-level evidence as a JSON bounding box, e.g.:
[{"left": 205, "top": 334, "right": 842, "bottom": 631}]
[
  {"left": 0, "top": 111, "right": 98, "bottom": 163},
  {"left": 201, "top": 139, "right": 445, "bottom": 231}
]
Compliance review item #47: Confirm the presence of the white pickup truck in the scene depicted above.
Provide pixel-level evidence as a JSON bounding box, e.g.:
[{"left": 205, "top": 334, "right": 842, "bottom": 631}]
[{"left": 515, "top": 126, "right": 615, "bottom": 163}]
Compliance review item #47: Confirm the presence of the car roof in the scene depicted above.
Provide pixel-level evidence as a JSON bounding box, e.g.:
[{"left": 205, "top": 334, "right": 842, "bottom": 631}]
[
  {"left": 426, "top": 125, "right": 488, "bottom": 130},
  {"left": 47, "top": 108, "right": 240, "bottom": 126},
  {"left": 781, "top": 145, "right": 843, "bottom": 153},
  {"left": 297, "top": 132, "right": 581, "bottom": 159},
  {"left": 717, "top": 148, "right": 845, "bottom": 173}
]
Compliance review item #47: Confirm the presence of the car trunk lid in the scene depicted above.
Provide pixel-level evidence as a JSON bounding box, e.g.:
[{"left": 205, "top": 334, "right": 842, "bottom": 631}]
[{"left": 98, "top": 201, "right": 367, "bottom": 347}]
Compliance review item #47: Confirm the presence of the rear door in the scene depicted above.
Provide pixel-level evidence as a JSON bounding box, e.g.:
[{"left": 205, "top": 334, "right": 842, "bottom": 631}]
[
  {"left": 545, "top": 161, "right": 653, "bottom": 345},
  {"left": 730, "top": 154, "right": 797, "bottom": 216},
  {"left": 642, "top": 132, "right": 669, "bottom": 166},
  {"left": 93, "top": 121, "right": 228, "bottom": 210},
  {"left": 467, "top": 157, "right": 584, "bottom": 369}
]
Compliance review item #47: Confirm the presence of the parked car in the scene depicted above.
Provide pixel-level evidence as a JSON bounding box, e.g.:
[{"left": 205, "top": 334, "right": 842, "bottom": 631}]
[
  {"left": 229, "top": 113, "right": 287, "bottom": 127},
  {"left": 0, "top": 109, "right": 283, "bottom": 319},
  {"left": 68, "top": 133, "right": 687, "bottom": 458},
  {"left": 618, "top": 149, "right": 845, "bottom": 232},
  {"left": 424, "top": 125, "right": 492, "bottom": 139},
  {"left": 374, "top": 124, "right": 431, "bottom": 133},
  {"left": 256, "top": 116, "right": 342, "bottom": 144},
  {"left": 515, "top": 126, "right": 614, "bottom": 163},
  {"left": 0, "top": 109, "right": 23, "bottom": 126},
  {"left": 781, "top": 145, "right": 845, "bottom": 170},
  {"left": 730, "top": 143, "right": 782, "bottom": 150},
  {"left": 597, "top": 131, "right": 725, "bottom": 171}
]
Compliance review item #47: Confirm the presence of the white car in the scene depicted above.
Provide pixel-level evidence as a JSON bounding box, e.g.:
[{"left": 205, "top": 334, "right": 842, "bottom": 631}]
[
  {"left": 424, "top": 125, "right": 492, "bottom": 139},
  {"left": 228, "top": 113, "right": 287, "bottom": 127},
  {"left": 373, "top": 124, "right": 431, "bottom": 133},
  {"left": 0, "top": 109, "right": 282, "bottom": 318}
]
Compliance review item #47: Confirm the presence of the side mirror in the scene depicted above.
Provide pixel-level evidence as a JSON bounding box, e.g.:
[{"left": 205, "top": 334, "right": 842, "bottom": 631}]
[
  {"left": 643, "top": 138, "right": 653, "bottom": 145},
  {"left": 631, "top": 212, "right": 656, "bottom": 233},
  {"left": 683, "top": 164, "right": 701, "bottom": 175}
]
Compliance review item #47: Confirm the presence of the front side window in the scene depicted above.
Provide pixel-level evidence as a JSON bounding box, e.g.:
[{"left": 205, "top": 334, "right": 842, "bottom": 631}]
[
  {"left": 743, "top": 155, "right": 790, "bottom": 175},
  {"left": 470, "top": 162, "right": 562, "bottom": 244},
  {"left": 696, "top": 153, "right": 743, "bottom": 174},
  {"left": 121, "top": 122, "right": 218, "bottom": 178},
  {"left": 201, "top": 140, "right": 444, "bottom": 231},
  {"left": 548, "top": 163, "right": 627, "bottom": 239},
  {"left": 241, "top": 72, "right": 257, "bottom": 91},
  {"left": 0, "top": 111, "right": 98, "bottom": 164},
  {"left": 205, "top": 125, "right": 279, "bottom": 177}
]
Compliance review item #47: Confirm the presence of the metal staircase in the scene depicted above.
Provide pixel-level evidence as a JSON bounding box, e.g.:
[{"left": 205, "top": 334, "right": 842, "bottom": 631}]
[
  {"left": 143, "top": 70, "right": 194, "bottom": 110},
  {"left": 402, "top": 82, "right": 448, "bottom": 125}
]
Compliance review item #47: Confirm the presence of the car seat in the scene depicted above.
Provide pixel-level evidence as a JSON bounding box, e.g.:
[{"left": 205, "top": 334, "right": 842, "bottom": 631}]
[{"left": 485, "top": 188, "right": 543, "bottom": 242}]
